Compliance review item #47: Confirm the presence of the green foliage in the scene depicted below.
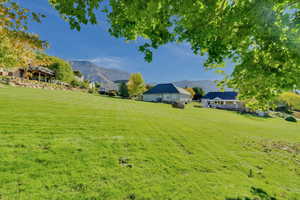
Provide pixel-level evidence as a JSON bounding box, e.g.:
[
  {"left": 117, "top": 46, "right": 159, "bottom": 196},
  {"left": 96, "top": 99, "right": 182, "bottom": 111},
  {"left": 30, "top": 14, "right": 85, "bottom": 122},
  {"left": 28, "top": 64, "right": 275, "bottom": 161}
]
[
  {"left": 88, "top": 87, "right": 96, "bottom": 94},
  {"left": 73, "top": 70, "right": 83, "bottom": 78},
  {"left": 0, "top": 87, "right": 299, "bottom": 199},
  {"left": 192, "top": 87, "right": 205, "bottom": 100},
  {"left": 0, "top": 0, "right": 47, "bottom": 68},
  {"left": 119, "top": 82, "right": 129, "bottom": 98},
  {"left": 47, "top": 56, "right": 74, "bottom": 83},
  {"left": 70, "top": 79, "right": 81, "bottom": 87},
  {"left": 279, "top": 92, "right": 300, "bottom": 111},
  {"left": 285, "top": 116, "right": 297, "bottom": 123},
  {"left": 127, "top": 73, "right": 146, "bottom": 98},
  {"left": 94, "top": 82, "right": 101, "bottom": 89},
  {"left": 49, "top": 0, "right": 300, "bottom": 109},
  {"left": 80, "top": 80, "right": 90, "bottom": 89}
]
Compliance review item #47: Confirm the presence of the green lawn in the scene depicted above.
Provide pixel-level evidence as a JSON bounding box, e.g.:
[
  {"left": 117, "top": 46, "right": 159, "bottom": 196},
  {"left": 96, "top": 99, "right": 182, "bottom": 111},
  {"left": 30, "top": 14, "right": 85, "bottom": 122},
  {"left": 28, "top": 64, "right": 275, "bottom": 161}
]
[{"left": 0, "top": 87, "right": 299, "bottom": 200}]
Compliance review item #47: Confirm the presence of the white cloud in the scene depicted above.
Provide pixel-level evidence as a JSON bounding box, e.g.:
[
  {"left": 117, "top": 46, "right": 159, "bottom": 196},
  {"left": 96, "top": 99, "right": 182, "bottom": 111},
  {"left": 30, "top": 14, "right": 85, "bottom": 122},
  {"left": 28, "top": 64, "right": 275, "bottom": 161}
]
[{"left": 89, "top": 56, "right": 126, "bottom": 69}]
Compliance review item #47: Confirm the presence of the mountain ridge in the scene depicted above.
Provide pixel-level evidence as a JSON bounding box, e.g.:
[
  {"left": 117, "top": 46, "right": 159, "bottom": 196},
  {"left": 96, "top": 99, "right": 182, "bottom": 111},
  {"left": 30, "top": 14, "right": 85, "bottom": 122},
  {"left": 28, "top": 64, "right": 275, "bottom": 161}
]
[
  {"left": 70, "top": 60, "right": 130, "bottom": 83},
  {"left": 71, "top": 60, "right": 229, "bottom": 92}
]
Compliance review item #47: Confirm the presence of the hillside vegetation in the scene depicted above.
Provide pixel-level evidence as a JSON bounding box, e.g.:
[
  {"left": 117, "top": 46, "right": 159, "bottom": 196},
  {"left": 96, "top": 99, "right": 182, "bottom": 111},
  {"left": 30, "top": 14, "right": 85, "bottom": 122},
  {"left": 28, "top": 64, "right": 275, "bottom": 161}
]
[
  {"left": 279, "top": 92, "right": 300, "bottom": 111},
  {"left": 0, "top": 87, "right": 299, "bottom": 200}
]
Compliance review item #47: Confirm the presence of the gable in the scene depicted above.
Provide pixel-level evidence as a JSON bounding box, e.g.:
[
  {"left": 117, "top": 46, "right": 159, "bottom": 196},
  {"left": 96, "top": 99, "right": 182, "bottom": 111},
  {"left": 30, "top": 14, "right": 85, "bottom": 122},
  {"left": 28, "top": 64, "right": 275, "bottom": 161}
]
[
  {"left": 203, "top": 92, "right": 238, "bottom": 100},
  {"left": 144, "top": 83, "right": 181, "bottom": 95}
]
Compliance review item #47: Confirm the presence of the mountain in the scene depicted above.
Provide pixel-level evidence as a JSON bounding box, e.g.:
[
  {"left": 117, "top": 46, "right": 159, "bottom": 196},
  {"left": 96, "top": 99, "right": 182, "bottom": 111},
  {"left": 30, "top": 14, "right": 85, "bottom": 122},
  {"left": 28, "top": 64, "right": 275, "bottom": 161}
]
[
  {"left": 173, "top": 80, "right": 231, "bottom": 92},
  {"left": 70, "top": 60, "right": 230, "bottom": 92},
  {"left": 70, "top": 60, "right": 130, "bottom": 83}
]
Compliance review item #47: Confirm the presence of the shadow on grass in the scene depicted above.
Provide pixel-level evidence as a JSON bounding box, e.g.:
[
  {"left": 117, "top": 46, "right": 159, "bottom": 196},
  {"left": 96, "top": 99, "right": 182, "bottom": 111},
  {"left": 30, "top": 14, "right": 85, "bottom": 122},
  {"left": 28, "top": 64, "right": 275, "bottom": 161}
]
[
  {"left": 236, "top": 112, "right": 272, "bottom": 121},
  {"left": 225, "top": 187, "right": 276, "bottom": 200}
]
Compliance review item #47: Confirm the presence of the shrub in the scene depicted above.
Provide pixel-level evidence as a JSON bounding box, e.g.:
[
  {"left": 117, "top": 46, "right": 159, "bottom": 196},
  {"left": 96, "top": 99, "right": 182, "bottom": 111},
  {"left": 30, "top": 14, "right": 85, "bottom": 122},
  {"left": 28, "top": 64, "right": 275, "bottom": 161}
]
[
  {"left": 279, "top": 92, "right": 300, "bottom": 111},
  {"left": 285, "top": 116, "right": 297, "bottom": 123},
  {"left": 88, "top": 88, "right": 96, "bottom": 94},
  {"left": 172, "top": 102, "right": 185, "bottom": 109},
  {"left": 70, "top": 80, "right": 81, "bottom": 87},
  {"left": 119, "top": 82, "right": 129, "bottom": 98},
  {"left": 108, "top": 90, "right": 117, "bottom": 97},
  {"left": 46, "top": 57, "right": 75, "bottom": 83},
  {"left": 80, "top": 80, "right": 90, "bottom": 89}
]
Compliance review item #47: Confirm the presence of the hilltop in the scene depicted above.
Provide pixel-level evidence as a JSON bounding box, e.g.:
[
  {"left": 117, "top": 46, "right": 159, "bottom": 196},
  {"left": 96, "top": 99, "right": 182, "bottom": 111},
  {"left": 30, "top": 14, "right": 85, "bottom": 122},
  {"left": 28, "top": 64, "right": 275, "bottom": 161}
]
[
  {"left": 173, "top": 80, "right": 232, "bottom": 92},
  {"left": 0, "top": 86, "right": 299, "bottom": 199},
  {"left": 71, "top": 60, "right": 130, "bottom": 83}
]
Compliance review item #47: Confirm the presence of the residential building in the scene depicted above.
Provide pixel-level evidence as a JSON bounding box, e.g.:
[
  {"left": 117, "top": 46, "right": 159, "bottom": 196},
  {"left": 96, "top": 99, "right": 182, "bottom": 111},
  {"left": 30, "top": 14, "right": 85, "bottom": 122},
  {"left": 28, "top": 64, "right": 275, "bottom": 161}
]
[
  {"left": 201, "top": 91, "right": 244, "bottom": 111},
  {"left": 143, "top": 83, "right": 192, "bottom": 103}
]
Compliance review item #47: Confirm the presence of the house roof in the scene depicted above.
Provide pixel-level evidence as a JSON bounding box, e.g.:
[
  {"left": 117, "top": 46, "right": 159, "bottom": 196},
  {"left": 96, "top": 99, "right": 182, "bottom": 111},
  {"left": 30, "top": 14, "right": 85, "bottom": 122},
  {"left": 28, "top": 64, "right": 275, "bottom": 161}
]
[
  {"left": 114, "top": 80, "right": 128, "bottom": 84},
  {"left": 29, "top": 66, "right": 55, "bottom": 76},
  {"left": 143, "top": 83, "right": 191, "bottom": 96},
  {"left": 202, "top": 91, "right": 238, "bottom": 100}
]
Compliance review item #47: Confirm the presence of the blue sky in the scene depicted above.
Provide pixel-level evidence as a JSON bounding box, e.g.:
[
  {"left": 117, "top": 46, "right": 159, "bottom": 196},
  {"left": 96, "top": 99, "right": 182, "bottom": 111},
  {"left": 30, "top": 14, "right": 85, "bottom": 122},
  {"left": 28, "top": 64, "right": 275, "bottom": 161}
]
[{"left": 21, "top": 0, "right": 233, "bottom": 83}]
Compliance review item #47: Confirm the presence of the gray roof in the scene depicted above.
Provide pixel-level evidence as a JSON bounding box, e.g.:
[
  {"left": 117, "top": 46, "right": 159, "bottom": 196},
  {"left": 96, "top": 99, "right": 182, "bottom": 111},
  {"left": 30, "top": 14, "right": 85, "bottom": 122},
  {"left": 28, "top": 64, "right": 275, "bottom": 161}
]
[
  {"left": 29, "top": 66, "right": 55, "bottom": 76},
  {"left": 114, "top": 80, "right": 129, "bottom": 84},
  {"left": 203, "top": 92, "right": 238, "bottom": 100},
  {"left": 144, "top": 83, "right": 191, "bottom": 96}
]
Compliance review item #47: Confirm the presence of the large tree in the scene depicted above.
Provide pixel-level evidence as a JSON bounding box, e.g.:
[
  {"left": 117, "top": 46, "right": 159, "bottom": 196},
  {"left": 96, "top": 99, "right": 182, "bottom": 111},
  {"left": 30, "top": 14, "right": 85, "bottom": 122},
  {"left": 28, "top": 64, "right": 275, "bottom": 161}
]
[
  {"left": 193, "top": 87, "right": 205, "bottom": 100},
  {"left": 119, "top": 82, "right": 129, "bottom": 98},
  {"left": 0, "top": 0, "right": 48, "bottom": 68},
  {"left": 48, "top": 0, "right": 300, "bottom": 109}
]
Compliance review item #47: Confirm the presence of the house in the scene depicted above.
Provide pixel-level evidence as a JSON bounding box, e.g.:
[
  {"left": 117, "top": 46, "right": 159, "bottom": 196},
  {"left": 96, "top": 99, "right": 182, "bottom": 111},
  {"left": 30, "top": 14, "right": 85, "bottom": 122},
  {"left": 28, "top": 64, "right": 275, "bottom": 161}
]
[
  {"left": 114, "top": 80, "right": 129, "bottom": 85},
  {"left": 0, "top": 66, "right": 55, "bottom": 82},
  {"left": 99, "top": 81, "right": 119, "bottom": 94},
  {"left": 201, "top": 91, "right": 244, "bottom": 111},
  {"left": 143, "top": 83, "right": 192, "bottom": 103}
]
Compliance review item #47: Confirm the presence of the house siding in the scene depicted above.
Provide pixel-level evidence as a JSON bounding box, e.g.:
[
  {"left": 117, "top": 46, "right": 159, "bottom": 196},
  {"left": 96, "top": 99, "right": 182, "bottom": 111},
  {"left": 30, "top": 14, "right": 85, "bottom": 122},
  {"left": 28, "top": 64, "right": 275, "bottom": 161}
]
[
  {"left": 202, "top": 99, "right": 245, "bottom": 111},
  {"left": 143, "top": 93, "right": 191, "bottom": 103}
]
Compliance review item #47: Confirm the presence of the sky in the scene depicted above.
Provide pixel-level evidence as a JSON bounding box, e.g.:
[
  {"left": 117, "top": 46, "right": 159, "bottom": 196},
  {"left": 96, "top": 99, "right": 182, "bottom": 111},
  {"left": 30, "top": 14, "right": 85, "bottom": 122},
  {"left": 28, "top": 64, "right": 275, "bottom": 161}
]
[{"left": 20, "top": 0, "right": 233, "bottom": 83}]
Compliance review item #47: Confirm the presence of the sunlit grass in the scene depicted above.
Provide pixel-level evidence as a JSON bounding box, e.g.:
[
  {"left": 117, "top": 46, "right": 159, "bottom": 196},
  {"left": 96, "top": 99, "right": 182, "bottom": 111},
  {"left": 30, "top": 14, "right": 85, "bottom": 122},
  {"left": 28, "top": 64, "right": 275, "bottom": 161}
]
[{"left": 0, "top": 87, "right": 299, "bottom": 200}]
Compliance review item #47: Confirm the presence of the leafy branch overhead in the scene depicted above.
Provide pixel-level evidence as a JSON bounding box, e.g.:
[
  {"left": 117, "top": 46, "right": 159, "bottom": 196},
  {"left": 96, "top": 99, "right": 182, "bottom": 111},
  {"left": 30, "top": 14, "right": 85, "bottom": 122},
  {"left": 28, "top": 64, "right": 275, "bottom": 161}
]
[
  {"left": 49, "top": 0, "right": 300, "bottom": 109},
  {"left": 0, "top": 0, "right": 48, "bottom": 68},
  {"left": 2, "top": 0, "right": 300, "bottom": 109}
]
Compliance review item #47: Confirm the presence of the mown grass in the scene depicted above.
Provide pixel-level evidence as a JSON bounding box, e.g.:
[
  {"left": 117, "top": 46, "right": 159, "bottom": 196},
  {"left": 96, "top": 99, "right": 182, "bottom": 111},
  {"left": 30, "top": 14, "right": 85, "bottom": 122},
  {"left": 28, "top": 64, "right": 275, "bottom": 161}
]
[{"left": 0, "top": 86, "right": 299, "bottom": 200}]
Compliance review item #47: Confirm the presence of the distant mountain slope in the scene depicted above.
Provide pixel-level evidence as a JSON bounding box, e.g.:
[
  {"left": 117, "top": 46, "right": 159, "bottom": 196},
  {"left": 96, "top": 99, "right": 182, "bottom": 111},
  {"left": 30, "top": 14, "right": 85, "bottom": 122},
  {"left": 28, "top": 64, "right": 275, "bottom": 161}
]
[
  {"left": 70, "top": 60, "right": 130, "bottom": 83},
  {"left": 173, "top": 80, "right": 231, "bottom": 92}
]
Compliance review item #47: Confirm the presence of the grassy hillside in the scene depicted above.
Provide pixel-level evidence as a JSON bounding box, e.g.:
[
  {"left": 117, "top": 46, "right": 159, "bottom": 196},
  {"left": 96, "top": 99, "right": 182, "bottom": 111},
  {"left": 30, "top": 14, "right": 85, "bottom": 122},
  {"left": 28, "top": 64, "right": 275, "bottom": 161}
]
[{"left": 0, "top": 87, "right": 299, "bottom": 200}]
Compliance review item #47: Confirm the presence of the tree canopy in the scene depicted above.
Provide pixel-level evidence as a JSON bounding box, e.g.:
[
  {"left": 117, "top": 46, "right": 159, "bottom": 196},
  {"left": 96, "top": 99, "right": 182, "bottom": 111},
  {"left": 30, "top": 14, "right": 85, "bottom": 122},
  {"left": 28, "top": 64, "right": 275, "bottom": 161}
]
[
  {"left": 48, "top": 0, "right": 300, "bottom": 109},
  {"left": 46, "top": 56, "right": 75, "bottom": 83},
  {"left": 185, "top": 88, "right": 195, "bottom": 98},
  {"left": 0, "top": 0, "right": 47, "bottom": 68},
  {"left": 192, "top": 87, "right": 205, "bottom": 100},
  {"left": 119, "top": 82, "right": 129, "bottom": 98},
  {"left": 127, "top": 73, "right": 146, "bottom": 98}
]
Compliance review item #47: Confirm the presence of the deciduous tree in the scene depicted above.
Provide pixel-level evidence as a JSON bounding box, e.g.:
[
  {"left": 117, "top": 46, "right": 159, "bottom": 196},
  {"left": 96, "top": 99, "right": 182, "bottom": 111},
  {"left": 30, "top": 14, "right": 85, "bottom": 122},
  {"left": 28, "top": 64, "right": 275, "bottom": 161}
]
[
  {"left": 0, "top": 0, "right": 47, "bottom": 68},
  {"left": 119, "top": 82, "right": 129, "bottom": 98},
  {"left": 46, "top": 56, "right": 75, "bottom": 83},
  {"left": 127, "top": 73, "right": 146, "bottom": 98},
  {"left": 185, "top": 88, "right": 195, "bottom": 98},
  {"left": 193, "top": 87, "right": 205, "bottom": 100}
]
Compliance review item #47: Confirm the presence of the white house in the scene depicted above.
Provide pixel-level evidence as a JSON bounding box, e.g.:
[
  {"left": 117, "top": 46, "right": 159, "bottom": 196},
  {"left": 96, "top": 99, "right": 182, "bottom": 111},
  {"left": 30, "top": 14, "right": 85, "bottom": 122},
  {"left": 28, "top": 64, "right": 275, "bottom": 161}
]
[
  {"left": 202, "top": 92, "right": 244, "bottom": 111},
  {"left": 143, "top": 83, "right": 192, "bottom": 103}
]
